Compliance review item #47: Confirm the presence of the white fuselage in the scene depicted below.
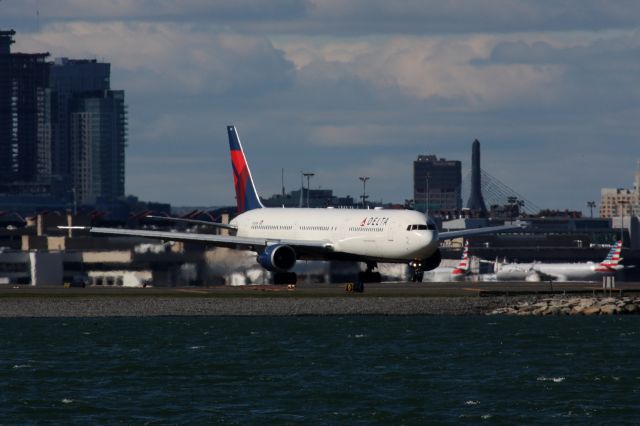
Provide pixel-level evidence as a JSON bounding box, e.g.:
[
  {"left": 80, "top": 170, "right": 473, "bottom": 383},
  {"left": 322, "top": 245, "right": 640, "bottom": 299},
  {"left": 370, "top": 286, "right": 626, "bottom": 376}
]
[
  {"left": 232, "top": 208, "right": 438, "bottom": 263},
  {"left": 422, "top": 267, "right": 469, "bottom": 282},
  {"left": 496, "top": 262, "right": 606, "bottom": 282}
]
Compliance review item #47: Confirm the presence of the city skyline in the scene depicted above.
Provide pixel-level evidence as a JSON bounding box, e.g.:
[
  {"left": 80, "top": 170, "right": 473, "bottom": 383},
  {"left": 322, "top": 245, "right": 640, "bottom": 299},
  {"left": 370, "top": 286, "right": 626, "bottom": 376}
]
[{"left": 4, "top": 1, "right": 640, "bottom": 211}]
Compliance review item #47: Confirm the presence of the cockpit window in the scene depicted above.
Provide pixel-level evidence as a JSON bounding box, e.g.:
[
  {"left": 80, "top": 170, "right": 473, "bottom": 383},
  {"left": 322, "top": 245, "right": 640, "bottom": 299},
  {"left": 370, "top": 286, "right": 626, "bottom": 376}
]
[{"left": 407, "top": 224, "right": 431, "bottom": 231}]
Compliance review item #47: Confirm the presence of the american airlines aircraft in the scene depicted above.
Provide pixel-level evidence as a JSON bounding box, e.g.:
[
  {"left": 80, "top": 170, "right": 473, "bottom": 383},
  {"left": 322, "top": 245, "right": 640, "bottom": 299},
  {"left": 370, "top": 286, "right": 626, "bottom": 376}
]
[
  {"left": 495, "top": 241, "right": 630, "bottom": 282},
  {"left": 422, "top": 241, "right": 473, "bottom": 282},
  {"left": 64, "top": 126, "right": 523, "bottom": 285}
]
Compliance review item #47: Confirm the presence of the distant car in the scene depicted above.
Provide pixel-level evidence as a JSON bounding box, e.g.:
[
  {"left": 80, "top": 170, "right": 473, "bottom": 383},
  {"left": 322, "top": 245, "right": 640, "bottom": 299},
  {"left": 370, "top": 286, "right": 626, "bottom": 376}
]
[{"left": 70, "top": 275, "right": 90, "bottom": 288}]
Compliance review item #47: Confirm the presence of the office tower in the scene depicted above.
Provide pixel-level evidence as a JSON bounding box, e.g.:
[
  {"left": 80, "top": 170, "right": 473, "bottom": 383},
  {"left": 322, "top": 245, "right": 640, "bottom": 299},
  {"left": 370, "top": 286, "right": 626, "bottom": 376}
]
[
  {"left": 466, "top": 139, "right": 488, "bottom": 216},
  {"left": 0, "top": 29, "right": 50, "bottom": 183},
  {"left": 70, "top": 90, "right": 126, "bottom": 204},
  {"left": 414, "top": 155, "right": 462, "bottom": 213}
]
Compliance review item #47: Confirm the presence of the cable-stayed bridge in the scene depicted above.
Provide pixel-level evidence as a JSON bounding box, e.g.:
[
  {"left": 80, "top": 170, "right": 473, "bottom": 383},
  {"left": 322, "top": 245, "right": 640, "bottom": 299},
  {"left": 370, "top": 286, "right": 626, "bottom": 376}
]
[{"left": 461, "top": 169, "right": 541, "bottom": 215}]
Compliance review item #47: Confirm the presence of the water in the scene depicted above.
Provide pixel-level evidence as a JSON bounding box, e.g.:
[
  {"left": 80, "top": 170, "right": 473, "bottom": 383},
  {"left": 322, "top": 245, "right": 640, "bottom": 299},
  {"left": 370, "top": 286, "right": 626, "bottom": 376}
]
[{"left": 1, "top": 316, "right": 639, "bottom": 424}]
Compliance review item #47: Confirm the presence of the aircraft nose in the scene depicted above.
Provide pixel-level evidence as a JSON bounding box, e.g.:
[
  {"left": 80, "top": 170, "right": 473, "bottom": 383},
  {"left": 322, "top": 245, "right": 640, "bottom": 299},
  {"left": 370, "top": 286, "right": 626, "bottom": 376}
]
[{"left": 415, "top": 230, "right": 438, "bottom": 256}]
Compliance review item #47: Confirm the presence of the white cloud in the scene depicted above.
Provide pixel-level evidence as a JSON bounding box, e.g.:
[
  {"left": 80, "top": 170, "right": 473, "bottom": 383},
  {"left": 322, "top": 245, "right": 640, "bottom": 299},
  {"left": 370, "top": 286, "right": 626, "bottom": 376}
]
[
  {"left": 15, "top": 22, "right": 294, "bottom": 96},
  {"left": 278, "top": 36, "right": 562, "bottom": 109}
]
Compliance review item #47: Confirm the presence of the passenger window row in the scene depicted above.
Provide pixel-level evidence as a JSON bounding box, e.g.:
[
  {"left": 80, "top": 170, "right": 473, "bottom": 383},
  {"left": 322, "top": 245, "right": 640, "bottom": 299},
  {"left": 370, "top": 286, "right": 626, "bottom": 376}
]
[{"left": 348, "top": 227, "right": 383, "bottom": 232}]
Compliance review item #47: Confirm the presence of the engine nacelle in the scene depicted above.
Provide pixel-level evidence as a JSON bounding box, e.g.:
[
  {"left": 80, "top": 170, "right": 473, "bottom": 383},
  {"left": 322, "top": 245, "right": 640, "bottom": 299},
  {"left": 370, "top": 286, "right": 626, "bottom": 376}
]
[
  {"left": 257, "top": 244, "right": 297, "bottom": 272},
  {"left": 422, "top": 249, "right": 442, "bottom": 271}
]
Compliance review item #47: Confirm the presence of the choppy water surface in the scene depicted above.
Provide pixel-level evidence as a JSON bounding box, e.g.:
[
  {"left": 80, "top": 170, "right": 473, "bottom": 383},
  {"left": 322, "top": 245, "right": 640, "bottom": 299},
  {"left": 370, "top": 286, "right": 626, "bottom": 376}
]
[{"left": 0, "top": 316, "right": 639, "bottom": 424}]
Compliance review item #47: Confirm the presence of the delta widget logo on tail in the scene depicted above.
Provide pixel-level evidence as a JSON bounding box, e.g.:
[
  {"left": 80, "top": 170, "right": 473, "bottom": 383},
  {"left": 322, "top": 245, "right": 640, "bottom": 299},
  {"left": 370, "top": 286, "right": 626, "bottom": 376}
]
[{"left": 228, "top": 126, "right": 264, "bottom": 214}]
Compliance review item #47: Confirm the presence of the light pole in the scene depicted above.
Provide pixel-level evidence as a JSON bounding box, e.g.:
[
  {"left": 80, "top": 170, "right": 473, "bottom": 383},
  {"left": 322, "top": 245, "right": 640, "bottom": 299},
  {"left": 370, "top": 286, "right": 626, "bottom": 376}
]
[
  {"left": 359, "top": 177, "right": 369, "bottom": 208},
  {"left": 425, "top": 173, "right": 430, "bottom": 216},
  {"left": 71, "top": 186, "right": 77, "bottom": 216},
  {"left": 587, "top": 201, "right": 596, "bottom": 218},
  {"left": 507, "top": 196, "right": 517, "bottom": 221},
  {"left": 303, "top": 172, "right": 314, "bottom": 208},
  {"left": 619, "top": 201, "right": 627, "bottom": 247}
]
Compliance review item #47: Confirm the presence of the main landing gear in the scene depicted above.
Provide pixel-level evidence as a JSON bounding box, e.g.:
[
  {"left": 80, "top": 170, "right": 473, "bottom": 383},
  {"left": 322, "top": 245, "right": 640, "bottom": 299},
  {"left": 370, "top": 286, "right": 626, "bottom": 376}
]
[
  {"left": 409, "top": 260, "right": 424, "bottom": 283},
  {"left": 352, "top": 262, "right": 382, "bottom": 292},
  {"left": 358, "top": 262, "right": 382, "bottom": 284},
  {"left": 273, "top": 272, "right": 297, "bottom": 285}
]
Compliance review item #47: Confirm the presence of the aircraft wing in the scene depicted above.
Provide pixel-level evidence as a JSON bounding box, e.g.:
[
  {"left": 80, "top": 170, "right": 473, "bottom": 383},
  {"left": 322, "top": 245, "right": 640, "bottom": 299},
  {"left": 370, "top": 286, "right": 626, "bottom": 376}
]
[
  {"left": 60, "top": 226, "right": 333, "bottom": 254},
  {"left": 439, "top": 222, "right": 527, "bottom": 240},
  {"left": 145, "top": 215, "right": 238, "bottom": 230}
]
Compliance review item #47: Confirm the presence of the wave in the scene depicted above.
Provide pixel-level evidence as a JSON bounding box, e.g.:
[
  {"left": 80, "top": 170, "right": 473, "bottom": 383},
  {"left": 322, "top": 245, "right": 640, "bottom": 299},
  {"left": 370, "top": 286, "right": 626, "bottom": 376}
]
[{"left": 537, "top": 376, "right": 565, "bottom": 383}]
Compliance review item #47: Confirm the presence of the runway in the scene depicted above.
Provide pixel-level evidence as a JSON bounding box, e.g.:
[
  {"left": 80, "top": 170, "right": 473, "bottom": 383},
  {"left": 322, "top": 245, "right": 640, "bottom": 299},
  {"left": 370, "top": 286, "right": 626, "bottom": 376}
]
[
  {"left": 0, "top": 282, "right": 638, "bottom": 317},
  {"left": 0, "top": 281, "right": 639, "bottom": 298}
]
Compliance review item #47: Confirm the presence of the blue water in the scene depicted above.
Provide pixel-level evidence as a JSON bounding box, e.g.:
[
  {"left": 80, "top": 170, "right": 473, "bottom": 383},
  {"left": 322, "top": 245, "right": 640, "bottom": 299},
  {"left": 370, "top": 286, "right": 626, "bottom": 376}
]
[{"left": 1, "top": 316, "right": 639, "bottom": 424}]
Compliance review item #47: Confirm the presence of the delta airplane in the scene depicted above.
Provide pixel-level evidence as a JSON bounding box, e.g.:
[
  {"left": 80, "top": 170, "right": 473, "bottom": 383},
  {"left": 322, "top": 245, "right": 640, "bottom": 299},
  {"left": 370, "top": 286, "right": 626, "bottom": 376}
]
[
  {"left": 64, "top": 126, "right": 523, "bottom": 285},
  {"left": 495, "top": 241, "right": 631, "bottom": 282}
]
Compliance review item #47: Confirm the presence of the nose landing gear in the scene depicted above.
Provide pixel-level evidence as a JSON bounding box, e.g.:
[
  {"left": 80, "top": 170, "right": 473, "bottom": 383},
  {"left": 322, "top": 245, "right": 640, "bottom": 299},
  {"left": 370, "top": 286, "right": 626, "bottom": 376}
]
[{"left": 409, "top": 260, "right": 424, "bottom": 282}]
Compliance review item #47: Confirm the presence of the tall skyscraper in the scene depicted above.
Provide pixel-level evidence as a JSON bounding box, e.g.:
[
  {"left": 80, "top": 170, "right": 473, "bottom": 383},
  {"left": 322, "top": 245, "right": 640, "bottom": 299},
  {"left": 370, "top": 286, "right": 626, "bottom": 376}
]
[
  {"left": 413, "top": 155, "right": 462, "bottom": 213},
  {"left": 70, "top": 90, "right": 126, "bottom": 204},
  {"left": 0, "top": 29, "right": 50, "bottom": 183}
]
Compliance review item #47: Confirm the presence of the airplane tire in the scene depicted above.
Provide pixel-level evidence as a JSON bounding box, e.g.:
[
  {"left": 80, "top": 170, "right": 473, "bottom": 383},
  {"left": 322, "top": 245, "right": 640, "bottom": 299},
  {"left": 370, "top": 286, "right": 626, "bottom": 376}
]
[
  {"left": 273, "top": 272, "right": 297, "bottom": 285},
  {"left": 410, "top": 270, "right": 424, "bottom": 282},
  {"left": 358, "top": 272, "right": 382, "bottom": 283}
]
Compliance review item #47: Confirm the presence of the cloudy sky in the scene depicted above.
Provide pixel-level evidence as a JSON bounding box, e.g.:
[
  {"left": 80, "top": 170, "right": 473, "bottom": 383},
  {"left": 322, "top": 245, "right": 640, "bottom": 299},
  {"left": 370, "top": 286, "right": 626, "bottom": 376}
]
[{"left": 5, "top": 0, "right": 640, "bottom": 211}]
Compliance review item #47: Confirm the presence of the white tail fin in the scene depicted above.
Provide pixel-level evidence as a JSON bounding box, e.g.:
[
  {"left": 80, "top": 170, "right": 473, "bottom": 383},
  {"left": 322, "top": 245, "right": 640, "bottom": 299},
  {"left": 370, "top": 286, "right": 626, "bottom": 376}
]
[{"left": 595, "top": 240, "right": 623, "bottom": 272}]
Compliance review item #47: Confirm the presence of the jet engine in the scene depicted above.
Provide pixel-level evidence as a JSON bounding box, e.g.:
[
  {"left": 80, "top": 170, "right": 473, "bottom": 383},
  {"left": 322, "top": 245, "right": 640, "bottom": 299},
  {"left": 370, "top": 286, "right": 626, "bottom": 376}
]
[
  {"left": 422, "top": 249, "right": 442, "bottom": 271},
  {"left": 257, "top": 244, "right": 297, "bottom": 272}
]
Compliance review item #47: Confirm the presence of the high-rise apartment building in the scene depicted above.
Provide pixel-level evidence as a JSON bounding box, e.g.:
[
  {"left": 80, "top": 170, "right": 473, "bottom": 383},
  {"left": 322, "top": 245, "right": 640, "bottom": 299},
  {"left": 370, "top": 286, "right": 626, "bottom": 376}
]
[
  {"left": 600, "top": 162, "right": 640, "bottom": 218},
  {"left": 49, "top": 58, "right": 110, "bottom": 180},
  {"left": 1, "top": 30, "right": 127, "bottom": 210},
  {"left": 70, "top": 90, "right": 126, "bottom": 204},
  {"left": 414, "top": 155, "right": 462, "bottom": 213},
  {"left": 0, "top": 30, "right": 50, "bottom": 183}
]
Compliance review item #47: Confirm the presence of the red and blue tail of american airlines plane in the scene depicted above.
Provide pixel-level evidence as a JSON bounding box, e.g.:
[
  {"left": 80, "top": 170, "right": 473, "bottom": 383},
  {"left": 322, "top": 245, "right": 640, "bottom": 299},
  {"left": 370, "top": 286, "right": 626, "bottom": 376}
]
[
  {"left": 451, "top": 240, "right": 470, "bottom": 276},
  {"left": 227, "top": 125, "right": 264, "bottom": 213},
  {"left": 595, "top": 241, "right": 624, "bottom": 272}
]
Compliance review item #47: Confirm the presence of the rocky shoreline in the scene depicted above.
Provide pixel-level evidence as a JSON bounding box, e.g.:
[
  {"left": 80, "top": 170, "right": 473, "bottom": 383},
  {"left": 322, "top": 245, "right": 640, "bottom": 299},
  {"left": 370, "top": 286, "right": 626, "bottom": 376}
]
[
  {"left": 0, "top": 295, "right": 638, "bottom": 317},
  {"left": 489, "top": 296, "right": 640, "bottom": 316}
]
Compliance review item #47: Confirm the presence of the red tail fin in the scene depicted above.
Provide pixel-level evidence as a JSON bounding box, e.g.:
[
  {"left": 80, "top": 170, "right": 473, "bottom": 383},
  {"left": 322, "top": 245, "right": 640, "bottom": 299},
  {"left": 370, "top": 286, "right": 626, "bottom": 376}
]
[{"left": 227, "top": 126, "right": 264, "bottom": 213}]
